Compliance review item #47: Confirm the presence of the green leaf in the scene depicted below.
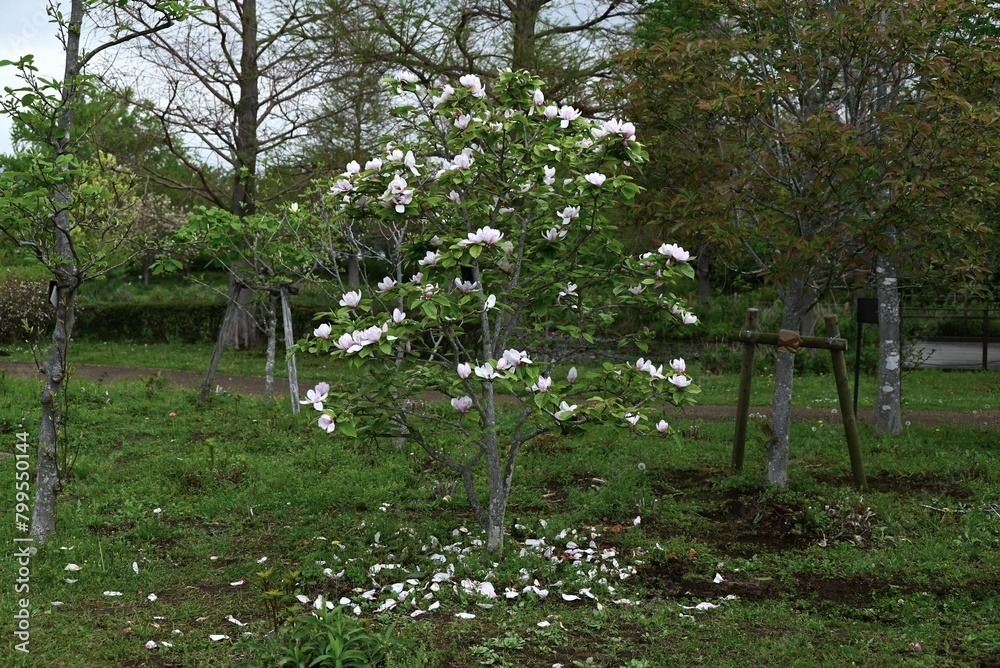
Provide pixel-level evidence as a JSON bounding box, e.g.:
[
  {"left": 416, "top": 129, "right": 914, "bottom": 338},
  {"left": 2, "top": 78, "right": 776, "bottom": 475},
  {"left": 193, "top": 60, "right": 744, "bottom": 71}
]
[{"left": 338, "top": 422, "right": 357, "bottom": 438}]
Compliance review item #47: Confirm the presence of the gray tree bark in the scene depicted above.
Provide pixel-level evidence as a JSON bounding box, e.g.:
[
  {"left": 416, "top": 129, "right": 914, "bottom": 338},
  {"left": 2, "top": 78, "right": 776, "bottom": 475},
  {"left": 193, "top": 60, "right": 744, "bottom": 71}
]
[
  {"left": 766, "top": 274, "right": 806, "bottom": 487},
  {"left": 875, "top": 246, "right": 902, "bottom": 434},
  {"left": 280, "top": 286, "right": 301, "bottom": 414},
  {"left": 201, "top": 284, "right": 242, "bottom": 402}
]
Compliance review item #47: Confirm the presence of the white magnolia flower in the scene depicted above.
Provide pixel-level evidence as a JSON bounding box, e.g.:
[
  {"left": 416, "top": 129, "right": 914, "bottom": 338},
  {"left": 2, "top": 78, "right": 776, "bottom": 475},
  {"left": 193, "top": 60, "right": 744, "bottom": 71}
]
[{"left": 555, "top": 401, "right": 578, "bottom": 421}]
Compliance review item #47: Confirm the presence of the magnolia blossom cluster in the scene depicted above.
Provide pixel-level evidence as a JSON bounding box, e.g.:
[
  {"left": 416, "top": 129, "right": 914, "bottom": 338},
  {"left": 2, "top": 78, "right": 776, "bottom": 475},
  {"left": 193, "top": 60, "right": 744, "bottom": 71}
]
[{"left": 635, "top": 357, "right": 691, "bottom": 388}]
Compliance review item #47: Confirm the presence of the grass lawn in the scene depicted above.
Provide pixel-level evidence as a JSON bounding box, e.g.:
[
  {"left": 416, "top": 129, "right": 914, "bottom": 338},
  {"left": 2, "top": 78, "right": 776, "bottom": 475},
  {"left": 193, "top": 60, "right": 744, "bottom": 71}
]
[{"left": 0, "top": 370, "right": 998, "bottom": 666}]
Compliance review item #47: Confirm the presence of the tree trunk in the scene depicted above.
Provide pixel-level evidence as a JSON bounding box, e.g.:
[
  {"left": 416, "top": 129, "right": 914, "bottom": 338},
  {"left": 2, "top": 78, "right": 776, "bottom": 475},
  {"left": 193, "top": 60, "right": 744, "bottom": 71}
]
[
  {"left": 279, "top": 286, "right": 300, "bottom": 414},
  {"left": 766, "top": 274, "right": 806, "bottom": 487},
  {"left": 511, "top": 0, "right": 540, "bottom": 71},
  {"left": 31, "top": 0, "right": 85, "bottom": 545},
  {"left": 347, "top": 253, "right": 360, "bottom": 288},
  {"left": 263, "top": 291, "right": 277, "bottom": 402},
  {"left": 875, "top": 247, "right": 902, "bottom": 434},
  {"left": 201, "top": 284, "right": 242, "bottom": 402},
  {"left": 218, "top": 0, "right": 264, "bottom": 349},
  {"left": 481, "top": 381, "right": 507, "bottom": 557},
  {"left": 696, "top": 245, "right": 710, "bottom": 303}
]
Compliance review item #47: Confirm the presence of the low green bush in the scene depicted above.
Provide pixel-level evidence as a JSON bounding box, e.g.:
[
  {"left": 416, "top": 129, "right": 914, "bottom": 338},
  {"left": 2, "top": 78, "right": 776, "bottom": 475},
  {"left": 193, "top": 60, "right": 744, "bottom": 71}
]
[{"left": 0, "top": 277, "right": 53, "bottom": 343}]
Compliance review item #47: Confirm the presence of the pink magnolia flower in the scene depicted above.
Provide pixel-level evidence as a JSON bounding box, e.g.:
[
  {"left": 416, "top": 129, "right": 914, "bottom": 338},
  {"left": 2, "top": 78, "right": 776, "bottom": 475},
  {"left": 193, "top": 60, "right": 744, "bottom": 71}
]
[
  {"left": 364, "top": 157, "right": 383, "bottom": 171},
  {"left": 387, "top": 148, "right": 404, "bottom": 162},
  {"left": 532, "top": 376, "right": 552, "bottom": 392},
  {"left": 454, "top": 114, "right": 472, "bottom": 130},
  {"left": 418, "top": 251, "right": 440, "bottom": 266},
  {"left": 557, "top": 105, "right": 581, "bottom": 128},
  {"left": 669, "top": 374, "right": 691, "bottom": 388},
  {"left": 345, "top": 160, "right": 361, "bottom": 174},
  {"left": 377, "top": 276, "right": 397, "bottom": 292},
  {"left": 459, "top": 74, "right": 486, "bottom": 97},
  {"left": 392, "top": 308, "right": 406, "bottom": 323},
  {"left": 558, "top": 206, "right": 580, "bottom": 225},
  {"left": 458, "top": 226, "right": 504, "bottom": 247},
  {"left": 474, "top": 363, "right": 497, "bottom": 380},
  {"left": 567, "top": 367, "right": 578, "bottom": 383},
  {"left": 670, "top": 358, "right": 686, "bottom": 374},
  {"left": 339, "top": 291, "right": 362, "bottom": 308},
  {"left": 624, "top": 413, "right": 640, "bottom": 426},
  {"left": 635, "top": 358, "right": 653, "bottom": 374},
  {"left": 457, "top": 363, "right": 472, "bottom": 379},
  {"left": 543, "top": 105, "right": 559, "bottom": 120},
  {"left": 314, "top": 323, "right": 332, "bottom": 339},
  {"left": 403, "top": 150, "right": 420, "bottom": 175},
  {"left": 452, "top": 152, "right": 474, "bottom": 170},
  {"left": 648, "top": 364, "right": 666, "bottom": 381},
  {"left": 334, "top": 333, "right": 356, "bottom": 352},
  {"left": 449, "top": 190, "right": 462, "bottom": 203},
  {"left": 410, "top": 272, "right": 423, "bottom": 283},
  {"left": 559, "top": 283, "right": 578, "bottom": 299},
  {"left": 433, "top": 84, "right": 455, "bottom": 107},
  {"left": 656, "top": 420, "right": 669, "bottom": 433},
  {"left": 301, "top": 383, "right": 330, "bottom": 411},
  {"left": 483, "top": 294, "right": 497, "bottom": 310},
  {"left": 318, "top": 414, "right": 336, "bottom": 433},
  {"left": 382, "top": 175, "right": 413, "bottom": 213},
  {"left": 451, "top": 396, "right": 473, "bottom": 414},
  {"left": 454, "top": 278, "right": 478, "bottom": 294},
  {"left": 499, "top": 349, "right": 532, "bottom": 369},
  {"left": 681, "top": 311, "right": 698, "bottom": 325},
  {"left": 532, "top": 89, "right": 545, "bottom": 106},
  {"left": 542, "top": 227, "right": 566, "bottom": 242},
  {"left": 555, "top": 401, "right": 578, "bottom": 420},
  {"left": 422, "top": 283, "right": 439, "bottom": 299},
  {"left": 331, "top": 179, "right": 353, "bottom": 194},
  {"left": 584, "top": 172, "right": 607, "bottom": 187},
  {"left": 657, "top": 243, "right": 690, "bottom": 262},
  {"left": 543, "top": 165, "right": 556, "bottom": 185},
  {"left": 629, "top": 285, "right": 644, "bottom": 296}
]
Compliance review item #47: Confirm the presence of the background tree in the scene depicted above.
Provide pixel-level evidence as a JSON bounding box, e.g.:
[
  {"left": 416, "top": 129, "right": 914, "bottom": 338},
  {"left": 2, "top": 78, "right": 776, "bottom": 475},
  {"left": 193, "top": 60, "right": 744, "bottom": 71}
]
[
  {"left": 628, "top": 0, "right": 1000, "bottom": 482},
  {"left": 317, "top": 0, "right": 642, "bottom": 108},
  {"left": 0, "top": 0, "right": 196, "bottom": 543}
]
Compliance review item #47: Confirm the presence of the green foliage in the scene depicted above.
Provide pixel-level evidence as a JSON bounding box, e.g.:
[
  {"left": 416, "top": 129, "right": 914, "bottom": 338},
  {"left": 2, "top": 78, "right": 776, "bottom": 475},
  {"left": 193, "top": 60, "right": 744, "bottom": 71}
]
[
  {"left": 628, "top": 0, "right": 1000, "bottom": 297},
  {"left": 235, "top": 605, "right": 398, "bottom": 668}
]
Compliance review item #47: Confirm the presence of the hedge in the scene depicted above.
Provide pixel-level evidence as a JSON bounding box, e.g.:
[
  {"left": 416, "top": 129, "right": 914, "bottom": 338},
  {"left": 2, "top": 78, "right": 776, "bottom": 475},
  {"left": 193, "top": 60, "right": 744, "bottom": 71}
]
[{"left": 72, "top": 301, "right": 327, "bottom": 344}]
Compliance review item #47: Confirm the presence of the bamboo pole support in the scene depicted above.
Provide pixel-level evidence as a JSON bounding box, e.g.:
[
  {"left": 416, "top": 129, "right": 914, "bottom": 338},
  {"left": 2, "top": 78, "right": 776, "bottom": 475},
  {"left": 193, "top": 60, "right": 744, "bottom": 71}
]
[
  {"left": 825, "top": 315, "right": 868, "bottom": 490},
  {"left": 732, "top": 308, "right": 759, "bottom": 473}
]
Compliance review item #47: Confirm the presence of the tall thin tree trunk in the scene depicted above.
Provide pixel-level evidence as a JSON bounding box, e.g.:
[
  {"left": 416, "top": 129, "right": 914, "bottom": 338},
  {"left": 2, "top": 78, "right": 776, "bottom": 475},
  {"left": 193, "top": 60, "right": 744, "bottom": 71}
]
[
  {"left": 482, "top": 380, "right": 507, "bottom": 557},
  {"left": 875, "top": 241, "right": 902, "bottom": 434},
  {"left": 30, "top": 0, "right": 85, "bottom": 545},
  {"left": 279, "top": 286, "right": 300, "bottom": 414},
  {"left": 263, "top": 292, "right": 277, "bottom": 402},
  {"left": 767, "top": 275, "right": 806, "bottom": 487},
  {"left": 219, "top": 0, "right": 263, "bottom": 348}
]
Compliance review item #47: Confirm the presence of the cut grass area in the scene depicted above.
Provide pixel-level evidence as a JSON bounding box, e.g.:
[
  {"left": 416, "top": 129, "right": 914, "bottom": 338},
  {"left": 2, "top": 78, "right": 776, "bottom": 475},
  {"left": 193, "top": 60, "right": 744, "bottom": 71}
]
[
  {"left": 0, "top": 373, "right": 998, "bottom": 666},
  {"left": 2, "top": 340, "right": 997, "bottom": 411}
]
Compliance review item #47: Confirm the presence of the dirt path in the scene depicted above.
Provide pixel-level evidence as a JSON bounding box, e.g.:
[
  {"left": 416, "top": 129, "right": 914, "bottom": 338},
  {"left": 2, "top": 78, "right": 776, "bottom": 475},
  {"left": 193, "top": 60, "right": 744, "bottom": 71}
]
[{"left": 2, "top": 360, "right": 997, "bottom": 429}]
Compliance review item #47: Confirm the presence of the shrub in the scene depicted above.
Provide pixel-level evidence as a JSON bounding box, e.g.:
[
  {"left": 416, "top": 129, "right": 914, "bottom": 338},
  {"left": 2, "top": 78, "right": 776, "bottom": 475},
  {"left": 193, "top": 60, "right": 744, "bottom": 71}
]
[{"left": 0, "top": 278, "right": 53, "bottom": 344}]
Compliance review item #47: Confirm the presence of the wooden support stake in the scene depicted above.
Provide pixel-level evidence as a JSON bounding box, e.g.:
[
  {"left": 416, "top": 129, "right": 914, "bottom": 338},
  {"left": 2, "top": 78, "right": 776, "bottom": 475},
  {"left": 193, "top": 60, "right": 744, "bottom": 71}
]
[
  {"left": 825, "top": 315, "right": 867, "bottom": 490},
  {"left": 732, "top": 308, "right": 759, "bottom": 473}
]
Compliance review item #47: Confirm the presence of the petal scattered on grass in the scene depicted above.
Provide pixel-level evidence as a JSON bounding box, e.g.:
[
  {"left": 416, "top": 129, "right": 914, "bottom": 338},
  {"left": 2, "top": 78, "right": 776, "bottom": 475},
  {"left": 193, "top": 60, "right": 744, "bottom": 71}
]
[
  {"left": 64, "top": 564, "right": 82, "bottom": 571},
  {"left": 209, "top": 634, "right": 229, "bottom": 642},
  {"left": 103, "top": 591, "right": 123, "bottom": 597}
]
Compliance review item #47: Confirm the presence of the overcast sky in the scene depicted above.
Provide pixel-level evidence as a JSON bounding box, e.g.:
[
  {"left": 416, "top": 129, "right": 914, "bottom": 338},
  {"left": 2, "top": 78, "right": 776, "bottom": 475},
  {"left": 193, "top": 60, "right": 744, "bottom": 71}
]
[{"left": 0, "top": 1, "right": 73, "bottom": 154}]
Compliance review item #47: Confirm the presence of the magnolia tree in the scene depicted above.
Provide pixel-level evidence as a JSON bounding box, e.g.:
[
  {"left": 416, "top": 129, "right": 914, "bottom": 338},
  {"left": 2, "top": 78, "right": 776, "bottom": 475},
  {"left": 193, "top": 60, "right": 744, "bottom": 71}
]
[{"left": 300, "top": 71, "right": 700, "bottom": 556}]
